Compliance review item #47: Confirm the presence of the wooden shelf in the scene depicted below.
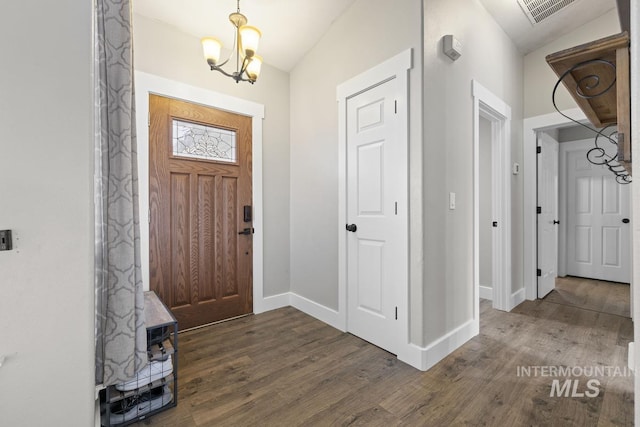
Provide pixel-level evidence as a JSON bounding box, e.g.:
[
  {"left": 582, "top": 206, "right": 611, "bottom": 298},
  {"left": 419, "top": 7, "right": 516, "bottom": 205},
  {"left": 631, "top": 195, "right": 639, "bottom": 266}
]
[
  {"left": 546, "top": 32, "right": 631, "bottom": 174},
  {"left": 145, "top": 290, "right": 178, "bottom": 329}
]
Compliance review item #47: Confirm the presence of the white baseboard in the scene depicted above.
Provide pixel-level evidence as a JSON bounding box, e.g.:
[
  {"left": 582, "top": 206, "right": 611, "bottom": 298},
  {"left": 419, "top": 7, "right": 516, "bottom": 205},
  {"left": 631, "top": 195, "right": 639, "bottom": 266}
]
[
  {"left": 289, "top": 292, "right": 346, "bottom": 332},
  {"left": 479, "top": 285, "right": 493, "bottom": 300},
  {"left": 509, "top": 288, "right": 526, "bottom": 310},
  {"left": 254, "top": 291, "right": 345, "bottom": 332},
  {"left": 254, "top": 292, "right": 290, "bottom": 314},
  {"left": 256, "top": 290, "right": 480, "bottom": 374},
  {"left": 397, "top": 319, "right": 478, "bottom": 371}
]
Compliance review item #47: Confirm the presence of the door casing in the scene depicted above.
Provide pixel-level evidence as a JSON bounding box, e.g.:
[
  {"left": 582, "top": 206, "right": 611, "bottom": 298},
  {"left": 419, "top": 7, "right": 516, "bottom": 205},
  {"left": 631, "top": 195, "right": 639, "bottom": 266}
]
[
  {"left": 134, "top": 72, "right": 269, "bottom": 313},
  {"left": 472, "top": 80, "right": 513, "bottom": 314},
  {"left": 148, "top": 94, "right": 254, "bottom": 329}
]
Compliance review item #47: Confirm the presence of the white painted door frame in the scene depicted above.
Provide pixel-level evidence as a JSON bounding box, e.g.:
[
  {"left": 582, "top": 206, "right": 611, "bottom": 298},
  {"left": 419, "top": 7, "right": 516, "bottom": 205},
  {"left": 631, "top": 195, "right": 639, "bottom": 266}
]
[
  {"left": 133, "top": 71, "right": 269, "bottom": 313},
  {"left": 472, "top": 81, "right": 512, "bottom": 314},
  {"left": 337, "top": 49, "right": 411, "bottom": 357},
  {"left": 523, "top": 108, "right": 587, "bottom": 300}
]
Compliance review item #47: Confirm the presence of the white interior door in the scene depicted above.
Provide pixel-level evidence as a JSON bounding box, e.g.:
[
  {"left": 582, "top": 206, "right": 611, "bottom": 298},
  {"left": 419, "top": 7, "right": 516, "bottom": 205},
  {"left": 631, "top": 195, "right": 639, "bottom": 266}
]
[
  {"left": 537, "top": 132, "right": 559, "bottom": 298},
  {"left": 346, "top": 78, "right": 403, "bottom": 354},
  {"left": 566, "top": 141, "right": 631, "bottom": 283}
]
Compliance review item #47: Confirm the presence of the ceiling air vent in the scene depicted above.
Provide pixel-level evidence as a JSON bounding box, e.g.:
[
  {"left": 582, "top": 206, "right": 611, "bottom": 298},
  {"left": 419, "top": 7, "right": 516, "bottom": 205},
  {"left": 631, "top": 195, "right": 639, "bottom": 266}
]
[{"left": 516, "top": 0, "right": 578, "bottom": 25}]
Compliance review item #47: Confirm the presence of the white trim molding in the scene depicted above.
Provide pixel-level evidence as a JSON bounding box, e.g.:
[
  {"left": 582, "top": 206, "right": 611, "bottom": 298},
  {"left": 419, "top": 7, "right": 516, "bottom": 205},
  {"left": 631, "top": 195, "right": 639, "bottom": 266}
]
[
  {"left": 259, "top": 293, "right": 291, "bottom": 313},
  {"left": 472, "top": 80, "right": 514, "bottom": 316},
  {"left": 250, "top": 291, "right": 345, "bottom": 331},
  {"left": 336, "top": 49, "right": 413, "bottom": 362},
  {"left": 479, "top": 286, "right": 493, "bottom": 300},
  {"left": 523, "top": 108, "right": 586, "bottom": 300},
  {"left": 511, "top": 288, "right": 526, "bottom": 309},
  {"left": 133, "top": 72, "right": 271, "bottom": 314},
  {"left": 290, "top": 293, "right": 345, "bottom": 332},
  {"left": 398, "top": 319, "right": 477, "bottom": 371}
]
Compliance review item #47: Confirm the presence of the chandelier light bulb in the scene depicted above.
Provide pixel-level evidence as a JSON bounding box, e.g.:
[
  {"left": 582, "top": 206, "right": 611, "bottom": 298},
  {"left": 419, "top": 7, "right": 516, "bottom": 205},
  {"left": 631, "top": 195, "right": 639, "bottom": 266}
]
[
  {"left": 246, "top": 55, "right": 263, "bottom": 81},
  {"left": 201, "top": 38, "right": 222, "bottom": 65},
  {"left": 239, "top": 25, "right": 261, "bottom": 58}
]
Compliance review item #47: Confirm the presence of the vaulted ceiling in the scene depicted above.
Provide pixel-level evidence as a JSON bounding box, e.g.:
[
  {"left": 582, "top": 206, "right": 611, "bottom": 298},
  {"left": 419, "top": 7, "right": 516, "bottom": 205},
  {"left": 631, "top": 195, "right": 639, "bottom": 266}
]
[
  {"left": 134, "top": 0, "right": 619, "bottom": 71},
  {"left": 477, "top": 0, "right": 618, "bottom": 54},
  {"left": 133, "top": 0, "right": 357, "bottom": 72}
]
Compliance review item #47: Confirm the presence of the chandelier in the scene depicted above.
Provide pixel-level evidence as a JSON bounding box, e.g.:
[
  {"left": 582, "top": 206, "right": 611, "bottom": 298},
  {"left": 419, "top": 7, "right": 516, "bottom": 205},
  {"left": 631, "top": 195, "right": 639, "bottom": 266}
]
[{"left": 201, "top": 0, "right": 263, "bottom": 84}]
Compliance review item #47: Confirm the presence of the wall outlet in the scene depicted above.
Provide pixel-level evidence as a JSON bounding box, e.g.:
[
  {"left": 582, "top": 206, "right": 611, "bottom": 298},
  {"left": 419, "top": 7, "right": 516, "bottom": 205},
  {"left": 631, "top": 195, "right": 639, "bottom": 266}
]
[
  {"left": 449, "top": 192, "right": 456, "bottom": 210},
  {"left": 0, "top": 230, "right": 13, "bottom": 251}
]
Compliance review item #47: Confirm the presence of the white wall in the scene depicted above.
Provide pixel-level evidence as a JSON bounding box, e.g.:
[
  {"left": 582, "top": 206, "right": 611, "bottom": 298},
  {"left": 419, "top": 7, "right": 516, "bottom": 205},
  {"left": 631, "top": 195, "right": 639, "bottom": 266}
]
[
  {"left": 133, "top": 15, "right": 291, "bottom": 298},
  {"left": 524, "top": 9, "right": 621, "bottom": 118},
  {"left": 558, "top": 124, "right": 603, "bottom": 142},
  {"left": 423, "top": 0, "right": 524, "bottom": 343},
  {"left": 289, "top": 0, "right": 424, "bottom": 341},
  {"left": 479, "top": 117, "right": 493, "bottom": 289},
  {"left": 0, "top": 2, "right": 95, "bottom": 426}
]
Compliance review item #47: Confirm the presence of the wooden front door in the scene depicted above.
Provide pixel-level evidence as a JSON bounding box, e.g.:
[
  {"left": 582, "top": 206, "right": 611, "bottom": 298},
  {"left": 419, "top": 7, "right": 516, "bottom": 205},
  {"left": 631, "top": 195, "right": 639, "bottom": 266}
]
[{"left": 149, "top": 94, "right": 253, "bottom": 330}]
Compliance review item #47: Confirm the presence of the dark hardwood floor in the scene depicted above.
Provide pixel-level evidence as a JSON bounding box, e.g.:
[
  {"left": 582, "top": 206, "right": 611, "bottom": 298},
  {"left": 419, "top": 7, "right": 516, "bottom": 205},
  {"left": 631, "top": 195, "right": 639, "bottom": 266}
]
[{"left": 135, "top": 278, "right": 633, "bottom": 426}]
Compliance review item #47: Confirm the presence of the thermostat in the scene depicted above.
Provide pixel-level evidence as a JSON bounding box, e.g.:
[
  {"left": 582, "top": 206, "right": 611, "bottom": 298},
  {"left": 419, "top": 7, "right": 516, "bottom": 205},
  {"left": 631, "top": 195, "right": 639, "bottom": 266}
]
[{"left": 443, "top": 35, "right": 462, "bottom": 61}]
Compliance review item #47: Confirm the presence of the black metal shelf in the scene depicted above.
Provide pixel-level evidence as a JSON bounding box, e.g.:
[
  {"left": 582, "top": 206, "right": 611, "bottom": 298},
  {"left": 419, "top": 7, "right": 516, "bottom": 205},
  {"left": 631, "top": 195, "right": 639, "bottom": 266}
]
[{"left": 100, "top": 291, "right": 178, "bottom": 426}]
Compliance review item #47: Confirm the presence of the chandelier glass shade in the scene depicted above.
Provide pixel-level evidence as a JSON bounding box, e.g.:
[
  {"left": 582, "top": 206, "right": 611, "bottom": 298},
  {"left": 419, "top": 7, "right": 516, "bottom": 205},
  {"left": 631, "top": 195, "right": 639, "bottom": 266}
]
[{"left": 201, "top": 0, "right": 263, "bottom": 84}]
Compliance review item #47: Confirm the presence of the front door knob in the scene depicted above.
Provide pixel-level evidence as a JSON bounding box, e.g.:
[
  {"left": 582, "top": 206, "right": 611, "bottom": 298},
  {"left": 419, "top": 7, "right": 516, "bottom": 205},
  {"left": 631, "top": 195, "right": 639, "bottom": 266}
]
[
  {"left": 622, "top": 218, "right": 630, "bottom": 224},
  {"left": 345, "top": 224, "right": 357, "bottom": 232}
]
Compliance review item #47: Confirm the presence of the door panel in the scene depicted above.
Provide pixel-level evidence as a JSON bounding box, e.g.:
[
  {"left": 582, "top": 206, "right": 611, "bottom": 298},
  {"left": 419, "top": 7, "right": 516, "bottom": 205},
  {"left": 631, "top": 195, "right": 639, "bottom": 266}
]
[
  {"left": 197, "top": 174, "right": 216, "bottom": 301},
  {"left": 574, "top": 227, "right": 591, "bottom": 263},
  {"left": 347, "top": 79, "right": 402, "bottom": 354},
  {"left": 602, "top": 227, "right": 621, "bottom": 266},
  {"left": 357, "top": 141, "right": 384, "bottom": 215},
  {"left": 602, "top": 177, "right": 620, "bottom": 214},
  {"left": 357, "top": 239, "right": 385, "bottom": 315},
  {"left": 575, "top": 177, "right": 591, "bottom": 213},
  {"left": 149, "top": 94, "right": 252, "bottom": 330},
  {"left": 566, "top": 144, "right": 630, "bottom": 283}
]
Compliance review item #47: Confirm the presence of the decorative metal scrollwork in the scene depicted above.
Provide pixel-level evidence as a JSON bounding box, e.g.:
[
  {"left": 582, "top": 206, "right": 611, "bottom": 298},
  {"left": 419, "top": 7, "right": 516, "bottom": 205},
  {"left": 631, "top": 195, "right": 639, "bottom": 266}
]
[{"left": 552, "top": 59, "right": 631, "bottom": 184}]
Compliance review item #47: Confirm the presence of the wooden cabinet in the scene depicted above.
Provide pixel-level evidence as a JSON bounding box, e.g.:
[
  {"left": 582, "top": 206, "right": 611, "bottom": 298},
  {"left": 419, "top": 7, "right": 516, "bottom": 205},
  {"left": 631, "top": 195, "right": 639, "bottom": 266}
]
[{"left": 546, "top": 32, "right": 631, "bottom": 175}]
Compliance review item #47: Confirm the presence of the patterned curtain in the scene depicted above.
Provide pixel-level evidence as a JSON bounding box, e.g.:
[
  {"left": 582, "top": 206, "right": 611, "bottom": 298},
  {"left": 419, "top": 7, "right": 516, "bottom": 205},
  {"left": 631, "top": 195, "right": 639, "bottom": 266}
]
[{"left": 94, "top": 0, "right": 147, "bottom": 386}]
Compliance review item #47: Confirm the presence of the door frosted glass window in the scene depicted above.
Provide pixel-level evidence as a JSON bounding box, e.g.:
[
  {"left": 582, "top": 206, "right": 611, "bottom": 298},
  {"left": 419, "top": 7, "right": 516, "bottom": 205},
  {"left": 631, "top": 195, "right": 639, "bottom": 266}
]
[{"left": 172, "top": 119, "right": 236, "bottom": 163}]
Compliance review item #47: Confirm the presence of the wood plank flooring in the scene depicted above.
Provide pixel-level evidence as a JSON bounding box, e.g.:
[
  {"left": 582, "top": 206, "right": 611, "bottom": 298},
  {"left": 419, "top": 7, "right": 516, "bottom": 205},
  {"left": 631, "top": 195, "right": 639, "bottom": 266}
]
[
  {"left": 544, "top": 276, "right": 630, "bottom": 318},
  {"left": 134, "top": 279, "right": 633, "bottom": 426}
]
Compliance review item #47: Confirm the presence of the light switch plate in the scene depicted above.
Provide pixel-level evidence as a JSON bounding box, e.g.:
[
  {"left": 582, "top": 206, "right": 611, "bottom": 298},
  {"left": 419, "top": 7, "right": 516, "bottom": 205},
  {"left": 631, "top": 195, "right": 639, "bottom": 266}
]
[
  {"left": 0, "top": 230, "right": 12, "bottom": 251},
  {"left": 449, "top": 192, "right": 456, "bottom": 210}
]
